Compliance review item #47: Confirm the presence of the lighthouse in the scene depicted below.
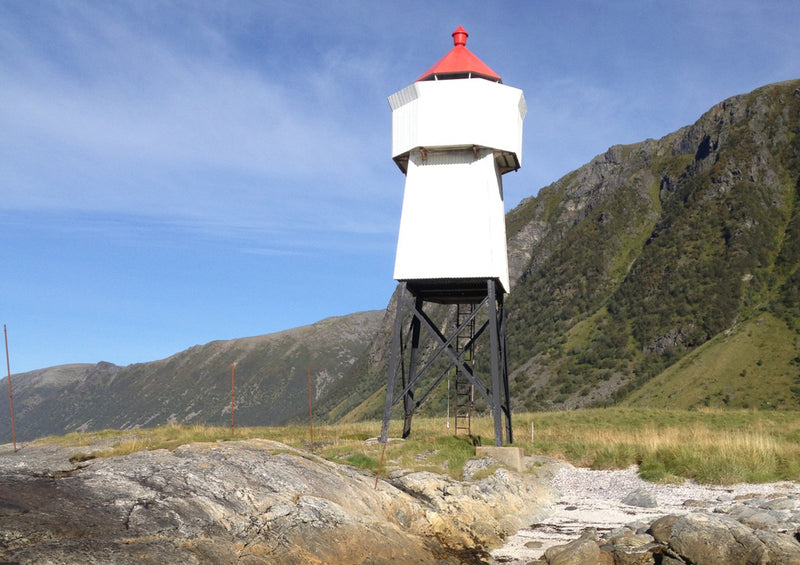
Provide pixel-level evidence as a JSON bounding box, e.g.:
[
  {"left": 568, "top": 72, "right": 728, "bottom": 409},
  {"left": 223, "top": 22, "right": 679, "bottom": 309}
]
[{"left": 381, "top": 27, "right": 525, "bottom": 446}]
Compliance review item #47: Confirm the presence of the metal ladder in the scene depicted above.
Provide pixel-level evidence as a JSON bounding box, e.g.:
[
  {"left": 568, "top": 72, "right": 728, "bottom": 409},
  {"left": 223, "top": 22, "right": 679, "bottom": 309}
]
[{"left": 454, "top": 303, "right": 475, "bottom": 436}]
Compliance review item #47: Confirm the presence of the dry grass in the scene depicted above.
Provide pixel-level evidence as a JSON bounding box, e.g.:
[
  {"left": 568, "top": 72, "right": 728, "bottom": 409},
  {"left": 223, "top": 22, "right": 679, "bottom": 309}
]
[
  {"left": 36, "top": 408, "right": 800, "bottom": 485},
  {"left": 513, "top": 408, "right": 800, "bottom": 484}
]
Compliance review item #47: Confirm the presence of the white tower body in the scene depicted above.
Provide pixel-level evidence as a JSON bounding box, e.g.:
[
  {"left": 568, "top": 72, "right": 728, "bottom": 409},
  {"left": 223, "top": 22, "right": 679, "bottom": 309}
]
[{"left": 390, "top": 30, "right": 526, "bottom": 295}]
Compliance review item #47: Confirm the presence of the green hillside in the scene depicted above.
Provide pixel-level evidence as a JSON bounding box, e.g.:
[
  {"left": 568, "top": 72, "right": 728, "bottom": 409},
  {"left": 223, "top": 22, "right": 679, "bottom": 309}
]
[{"left": 624, "top": 313, "right": 800, "bottom": 410}]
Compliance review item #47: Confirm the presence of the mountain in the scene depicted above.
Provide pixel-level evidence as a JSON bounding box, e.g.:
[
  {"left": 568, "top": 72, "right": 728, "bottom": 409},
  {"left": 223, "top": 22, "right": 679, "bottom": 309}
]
[
  {"left": 0, "top": 311, "right": 383, "bottom": 441},
  {"left": 503, "top": 78, "right": 800, "bottom": 411},
  {"left": 3, "top": 79, "right": 799, "bottom": 442},
  {"left": 328, "top": 78, "right": 800, "bottom": 419}
]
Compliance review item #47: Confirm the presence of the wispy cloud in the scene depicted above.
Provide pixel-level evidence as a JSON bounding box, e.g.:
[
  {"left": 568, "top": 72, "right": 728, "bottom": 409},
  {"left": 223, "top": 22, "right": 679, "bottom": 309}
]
[{"left": 0, "top": 2, "right": 395, "bottom": 255}]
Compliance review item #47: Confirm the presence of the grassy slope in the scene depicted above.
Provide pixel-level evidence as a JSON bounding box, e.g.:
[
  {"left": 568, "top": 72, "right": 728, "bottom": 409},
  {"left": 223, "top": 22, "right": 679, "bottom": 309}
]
[{"left": 624, "top": 312, "right": 800, "bottom": 410}]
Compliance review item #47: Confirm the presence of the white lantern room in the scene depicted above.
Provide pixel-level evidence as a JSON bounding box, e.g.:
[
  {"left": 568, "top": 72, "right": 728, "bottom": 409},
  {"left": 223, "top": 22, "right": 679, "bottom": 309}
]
[{"left": 390, "top": 26, "right": 526, "bottom": 296}]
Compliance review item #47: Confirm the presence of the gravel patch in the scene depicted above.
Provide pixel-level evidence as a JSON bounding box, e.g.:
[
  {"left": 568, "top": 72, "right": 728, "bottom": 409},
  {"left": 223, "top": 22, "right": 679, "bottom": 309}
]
[{"left": 490, "top": 462, "right": 800, "bottom": 563}]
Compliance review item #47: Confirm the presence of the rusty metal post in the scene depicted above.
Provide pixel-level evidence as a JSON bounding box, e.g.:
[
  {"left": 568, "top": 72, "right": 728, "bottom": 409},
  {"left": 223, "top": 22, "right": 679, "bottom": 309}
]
[
  {"left": 307, "top": 367, "right": 314, "bottom": 453},
  {"left": 230, "top": 362, "right": 235, "bottom": 435},
  {"left": 4, "top": 325, "right": 17, "bottom": 452},
  {"left": 374, "top": 440, "right": 388, "bottom": 490}
]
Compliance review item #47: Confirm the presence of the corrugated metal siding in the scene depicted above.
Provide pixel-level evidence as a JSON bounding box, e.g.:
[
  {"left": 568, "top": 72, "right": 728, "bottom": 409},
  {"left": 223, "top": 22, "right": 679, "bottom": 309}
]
[
  {"left": 422, "top": 149, "right": 475, "bottom": 166},
  {"left": 393, "top": 148, "right": 510, "bottom": 292},
  {"left": 387, "top": 83, "right": 418, "bottom": 110},
  {"left": 389, "top": 79, "right": 524, "bottom": 169}
]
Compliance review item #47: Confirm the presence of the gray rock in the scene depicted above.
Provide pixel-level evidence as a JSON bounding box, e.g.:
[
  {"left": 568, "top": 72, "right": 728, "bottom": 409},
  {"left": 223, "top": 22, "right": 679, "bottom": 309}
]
[
  {"left": 754, "top": 530, "right": 800, "bottom": 564},
  {"left": 462, "top": 454, "right": 497, "bottom": 481},
  {"left": 390, "top": 465, "right": 557, "bottom": 549},
  {"left": 622, "top": 488, "right": 658, "bottom": 508},
  {"left": 762, "top": 496, "right": 798, "bottom": 512},
  {"left": 544, "top": 528, "right": 600, "bottom": 565},
  {"left": 682, "top": 498, "right": 713, "bottom": 508},
  {"left": 558, "top": 510, "right": 800, "bottom": 565},
  {"left": 648, "top": 514, "right": 680, "bottom": 543},
  {"left": 726, "top": 503, "right": 785, "bottom": 531},
  {"left": 667, "top": 513, "right": 767, "bottom": 565},
  {"left": 604, "top": 532, "right": 654, "bottom": 548},
  {"left": 600, "top": 529, "right": 659, "bottom": 565}
]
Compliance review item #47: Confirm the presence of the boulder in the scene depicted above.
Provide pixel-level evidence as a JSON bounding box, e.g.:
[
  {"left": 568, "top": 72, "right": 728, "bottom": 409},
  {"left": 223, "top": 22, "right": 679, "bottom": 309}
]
[
  {"left": 0, "top": 440, "right": 442, "bottom": 564},
  {"left": 544, "top": 529, "right": 600, "bottom": 565},
  {"left": 648, "top": 514, "right": 681, "bottom": 543},
  {"left": 648, "top": 512, "right": 800, "bottom": 565},
  {"left": 664, "top": 513, "right": 766, "bottom": 564},
  {"left": 538, "top": 510, "right": 800, "bottom": 565},
  {"left": 390, "top": 465, "right": 556, "bottom": 550},
  {"left": 726, "top": 503, "right": 785, "bottom": 531},
  {"left": 754, "top": 530, "right": 800, "bottom": 565},
  {"left": 622, "top": 488, "right": 658, "bottom": 508}
]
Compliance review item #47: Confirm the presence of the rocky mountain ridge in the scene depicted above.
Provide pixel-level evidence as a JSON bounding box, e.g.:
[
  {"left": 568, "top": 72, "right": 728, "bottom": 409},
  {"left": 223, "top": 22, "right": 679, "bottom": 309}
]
[
  {"left": 503, "top": 78, "right": 800, "bottom": 411},
  {"left": 0, "top": 311, "right": 383, "bottom": 441}
]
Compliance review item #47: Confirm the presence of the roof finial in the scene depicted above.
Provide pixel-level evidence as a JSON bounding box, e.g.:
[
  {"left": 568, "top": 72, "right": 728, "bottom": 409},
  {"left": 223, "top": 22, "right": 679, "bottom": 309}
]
[{"left": 452, "top": 26, "right": 468, "bottom": 48}]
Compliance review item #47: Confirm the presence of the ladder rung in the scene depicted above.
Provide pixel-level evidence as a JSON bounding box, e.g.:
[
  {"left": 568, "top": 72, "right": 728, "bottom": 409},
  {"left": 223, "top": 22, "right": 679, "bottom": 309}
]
[{"left": 453, "top": 303, "right": 476, "bottom": 436}]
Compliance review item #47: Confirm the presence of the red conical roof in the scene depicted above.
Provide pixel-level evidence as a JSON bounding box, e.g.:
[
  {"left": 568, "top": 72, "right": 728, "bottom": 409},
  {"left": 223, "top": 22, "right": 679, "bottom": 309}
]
[{"left": 416, "top": 26, "right": 501, "bottom": 83}]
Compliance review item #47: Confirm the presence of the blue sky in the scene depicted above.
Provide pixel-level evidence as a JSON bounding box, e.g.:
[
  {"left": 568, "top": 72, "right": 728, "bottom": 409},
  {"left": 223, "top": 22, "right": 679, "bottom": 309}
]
[{"left": 2, "top": 1, "right": 799, "bottom": 374}]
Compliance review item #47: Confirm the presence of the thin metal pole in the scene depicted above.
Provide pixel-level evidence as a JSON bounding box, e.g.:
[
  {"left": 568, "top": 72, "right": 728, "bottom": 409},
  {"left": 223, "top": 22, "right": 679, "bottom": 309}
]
[
  {"left": 230, "top": 362, "right": 235, "bottom": 435},
  {"left": 307, "top": 367, "right": 314, "bottom": 453},
  {"left": 446, "top": 378, "right": 450, "bottom": 430},
  {"left": 4, "top": 325, "right": 17, "bottom": 453},
  {"left": 374, "top": 440, "right": 388, "bottom": 490}
]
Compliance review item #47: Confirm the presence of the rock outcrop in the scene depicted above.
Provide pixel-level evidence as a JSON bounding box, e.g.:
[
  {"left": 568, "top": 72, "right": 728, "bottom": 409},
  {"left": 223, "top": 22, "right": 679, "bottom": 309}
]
[
  {"left": 0, "top": 439, "right": 555, "bottom": 564},
  {"left": 537, "top": 502, "right": 800, "bottom": 565},
  {"left": 494, "top": 463, "right": 800, "bottom": 564}
]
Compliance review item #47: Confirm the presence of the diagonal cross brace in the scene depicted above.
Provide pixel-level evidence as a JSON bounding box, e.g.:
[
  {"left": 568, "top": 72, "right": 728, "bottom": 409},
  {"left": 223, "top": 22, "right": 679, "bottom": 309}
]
[
  {"left": 408, "top": 317, "right": 490, "bottom": 412},
  {"left": 405, "top": 318, "right": 487, "bottom": 415},
  {"left": 395, "top": 292, "right": 491, "bottom": 405},
  {"left": 391, "top": 318, "right": 489, "bottom": 414}
]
